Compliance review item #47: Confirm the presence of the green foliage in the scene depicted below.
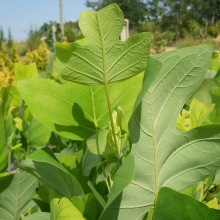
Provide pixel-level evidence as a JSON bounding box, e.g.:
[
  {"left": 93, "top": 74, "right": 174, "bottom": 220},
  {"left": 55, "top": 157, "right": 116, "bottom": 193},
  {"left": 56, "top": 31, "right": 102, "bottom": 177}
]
[
  {"left": 2, "top": 3, "right": 220, "bottom": 220},
  {"left": 64, "top": 21, "right": 82, "bottom": 43},
  {"left": 56, "top": 4, "right": 151, "bottom": 85},
  {"left": 0, "top": 172, "right": 38, "bottom": 220},
  {"left": 26, "top": 28, "right": 41, "bottom": 51},
  {"left": 153, "top": 187, "right": 220, "bottom": 220},
  {"left": 16, "top": 147, "right": 84, "bottom": 200},
  {"left": 208, "top": 26, "right": 219, "bottom": 38},
  {"left": 86, "top": 0, "right": 149, "bottom": 28},
  {"left": 152, "top": 31, "right": 167, "bottom": 53},
  {"left": 188, "top": 20, "right": 200, "bottom": 37}
]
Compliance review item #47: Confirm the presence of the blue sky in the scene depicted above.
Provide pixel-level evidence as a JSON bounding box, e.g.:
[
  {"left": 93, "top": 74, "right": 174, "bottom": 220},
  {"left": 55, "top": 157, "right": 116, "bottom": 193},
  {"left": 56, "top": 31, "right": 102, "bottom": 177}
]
[{"left": 0, "top": 0, "right": 90, "bottom": 42}]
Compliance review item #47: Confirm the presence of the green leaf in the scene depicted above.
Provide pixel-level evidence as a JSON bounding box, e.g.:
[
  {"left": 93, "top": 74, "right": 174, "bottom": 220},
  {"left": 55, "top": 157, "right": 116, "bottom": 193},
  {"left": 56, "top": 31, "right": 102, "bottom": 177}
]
[
  {"left": 10, "top": 86, "right": 20, "bottom": 107},
  {"left": 99, "top": 155, "right": 135, "bottom": 220},
  {"left": 23, "top": 212, "right": 51, "bottom": 220},
  {"left": 206, "top": 197, "right": 219, "bottom": 209},
  {"left": 0, "top": 86, "right": 13, "bottom": 118},
  {"left": 0, "top": 172, "right": 38, "bottom": 220},
  {"left": 88, "top": 181, "right": 106, "bottom": 208},
  {"left": 112, "top": 44, "right": 217, "bottom": 219},
  {"left": 32, "top": 194, "right": 50, "bottom": 212},
  {"left": 153, "top": 187, "right": 220, "bottom": 220},
  {"left": 87, "top": 129, "right": 115, "bottom": 157},
  {"left": 15, "top": 147, "right": 84, "bottom": 200},
  {"left": 177, "top": 98, "right": 215, "bottom": 131},
  {"left": 27, "top": 117, "right": 51, "bottom": 148},
  {"left": 189, "top": 79, "right": 217, "bottom": 104},
  {"left": 82, "top": 148, "right": 100, "bottom": 176},
  {"left": 107, "top": 155, "right": 135, "bottom": 206},
  {"left": 72, "top": 193, "right": 97, "bottom": 220},
  {"left": 14, "top": 63, "right": 38, "bottom": 81},
  {"left": 0, "top": 113, "right": 13, "bottom": 173},
  {"left": 59, "top": 149, "right": 83, "bottom": 177},
  {"left": 134, "top": 56, "right": 162, "bottom": 110},
  {"left": 17, "top": 70, "right": 144, "bottom": 140},
  {"left": 205, "top": 108, "right": 220, "bottom": 124},
  {"left": 209, "top": 51, "right": 220, "bottom": 71},
  {"left": 51, "top": 194, "right": 86, "bottom": 220},
  {"left": 56, "top": 4, "right": 151, "bottom": 85},
  {"left": 176, "top": 109, "right": 190, "bottom": 131},
  {"left": 189, "top": 98, "right": 215, "bottom": 129}
]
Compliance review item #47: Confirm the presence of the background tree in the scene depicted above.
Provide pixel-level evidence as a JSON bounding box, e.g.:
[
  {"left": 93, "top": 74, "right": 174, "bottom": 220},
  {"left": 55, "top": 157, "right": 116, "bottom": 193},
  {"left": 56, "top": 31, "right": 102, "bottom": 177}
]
[
  {"left": 0, "top": 27, "right": 5, "bottom": 50},
  {"left": 7, "top": 28, "right": 13, "bottom": 50},
  {"left": 64, "top": 21, "right": 82, "bottom": 42},
  {"left": 26, "top": 27, "right": 41, "bottom": 51},
  {"left": 39, "top": 21, "right": 62, "bottom": 51},
  {"left": 86, "top": 0, "right": 150, "bottom": 28},
  {"left": 186, "top": 0, "right": 220, "bottom": 38}
]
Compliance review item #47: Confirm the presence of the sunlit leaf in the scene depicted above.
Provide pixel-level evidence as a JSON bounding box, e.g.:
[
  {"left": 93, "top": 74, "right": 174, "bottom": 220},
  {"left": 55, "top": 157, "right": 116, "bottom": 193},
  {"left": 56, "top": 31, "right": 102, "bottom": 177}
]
[{"left": 56, "top": 4, "right": 151, "bottom": 85}]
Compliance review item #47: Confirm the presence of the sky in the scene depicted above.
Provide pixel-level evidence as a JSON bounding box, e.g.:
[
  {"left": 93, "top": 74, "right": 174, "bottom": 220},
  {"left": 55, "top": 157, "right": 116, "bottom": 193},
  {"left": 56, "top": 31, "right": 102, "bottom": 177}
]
[{"left": 0, "top": 0, "right": 90, "bottom": 42}]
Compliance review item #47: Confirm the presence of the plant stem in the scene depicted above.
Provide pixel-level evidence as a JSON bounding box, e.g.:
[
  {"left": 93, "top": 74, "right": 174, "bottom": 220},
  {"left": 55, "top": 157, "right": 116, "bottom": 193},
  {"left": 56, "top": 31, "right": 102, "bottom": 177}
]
[
  {"left": 97, "top": 14, "right": 121, "bottom": 167},
  {"left": 4, "top": 119, "right": 11, "bottom": 173},
  {"left": 26, "top": 145, "right": 30, "bottom": 156},
  {"left": 96, "top": 129, "right": 111, "bottom": 192},
  {"left": 20, "top": 97, "right": 28, "bottom": 133},
  {"left": 103, "top": 80, "right": 121, "bottom": 167}
]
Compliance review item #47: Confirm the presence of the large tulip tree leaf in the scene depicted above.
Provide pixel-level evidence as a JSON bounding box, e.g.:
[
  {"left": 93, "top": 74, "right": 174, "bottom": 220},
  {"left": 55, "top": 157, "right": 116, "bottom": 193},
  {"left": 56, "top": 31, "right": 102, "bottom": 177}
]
[
  {"left": 17, "top": 71, "right": 144, "bottom": 140},
  {"left": 102, "top": 44, "right": 219, "bottom": 219},
  {"left": 0, "top": 172, "right": 38, "bottom": 220},
  {"left": 56, "top": 4, "right": 151, "bottom": 85}
]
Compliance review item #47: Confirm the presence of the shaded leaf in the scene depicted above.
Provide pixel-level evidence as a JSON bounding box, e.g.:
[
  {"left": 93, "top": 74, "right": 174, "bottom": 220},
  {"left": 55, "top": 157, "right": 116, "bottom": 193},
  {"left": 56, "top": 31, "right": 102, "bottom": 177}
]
[
  {"left": 82, "top": 148, "right": 100, "bottom": 176},
  {"left": 87, "top": 129, "right": 115, "bottom": 157},
  {"left": 27, "top": 117, "right": 51, "bottom": 148},
  {"left": 72, "top": 193, "right": 97, "bottom": 220},
  {"left": 153, "top": 187, "right": 220, "bottom": 220},
  {"left": 88, "top": 181, "right": 106, "bottom": 208},
  {"left": 17, "top": 71, "right": 144, "bottom": 140},
  {"left": 15, "top": 147, "right": 84, "bottom": 200},
  {"left": 99, "top": 155, "right": 135, "bottom": 219}
]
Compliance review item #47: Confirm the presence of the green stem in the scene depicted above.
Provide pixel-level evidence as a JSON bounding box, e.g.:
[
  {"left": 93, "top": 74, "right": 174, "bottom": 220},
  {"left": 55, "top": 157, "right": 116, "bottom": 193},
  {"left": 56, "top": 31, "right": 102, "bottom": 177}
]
[
  {"left": 97, "top": 14, "right": 121, "bottom": 167},
  {"left": 96, "top": 128, "right": 111, "bottom": 192},
  {"left": 103, "top": 80, "right": 121, "bottom": 166},
  {"left": 20, "top": 97, "right": 28, "bottom": 133},
  {"left": 26, "top": 145, "right": 30, "bottom": 156},
  {"left": 4, "top": 119, "right": 11, "bottom": 173}
]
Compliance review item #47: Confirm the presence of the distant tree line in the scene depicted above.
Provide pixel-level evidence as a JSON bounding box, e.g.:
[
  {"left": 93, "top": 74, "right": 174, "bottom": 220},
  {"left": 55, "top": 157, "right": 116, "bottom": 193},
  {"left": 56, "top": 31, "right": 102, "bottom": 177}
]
[
  {"left": 1, "top": 0, "right": 220, "bottom": 56},
  {"left": 86, "top": 0, "right": 220, "bottom": 40},
  {"left": 0, "top": 20, "right": 82, "bottom": 56}
]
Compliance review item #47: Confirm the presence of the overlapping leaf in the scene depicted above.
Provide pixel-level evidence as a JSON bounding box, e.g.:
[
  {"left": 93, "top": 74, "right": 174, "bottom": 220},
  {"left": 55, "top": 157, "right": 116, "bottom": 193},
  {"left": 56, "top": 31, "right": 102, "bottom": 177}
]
[
  {"left": 27, "top": 117, "right": 51, "bottom": 148},
  {"left": 50, "top": 191, "right": 86, "bottom": 220},
  {"left": 23, "top": 213, "right": 51, "bottom": 220},
  {"left": 0, "top": 172, "right": 38, "bottom": 220},
  {"left": 56, "top": 4, "right": 151, "bottom": 85},
  {"left": 14, "top": 63, "right": 38, "bottom": 82},
  {"left": 15, "top": 147, "right": 84, "bottom": 200},
  {"left": 17, "top": 71, "right": 144, "bottom": 140},
  {"left": 105, "top": 44, "right": 220, "bottom": 219},
  {"left": 154, "top": 187, "right": 220, "bottom": 220}
]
